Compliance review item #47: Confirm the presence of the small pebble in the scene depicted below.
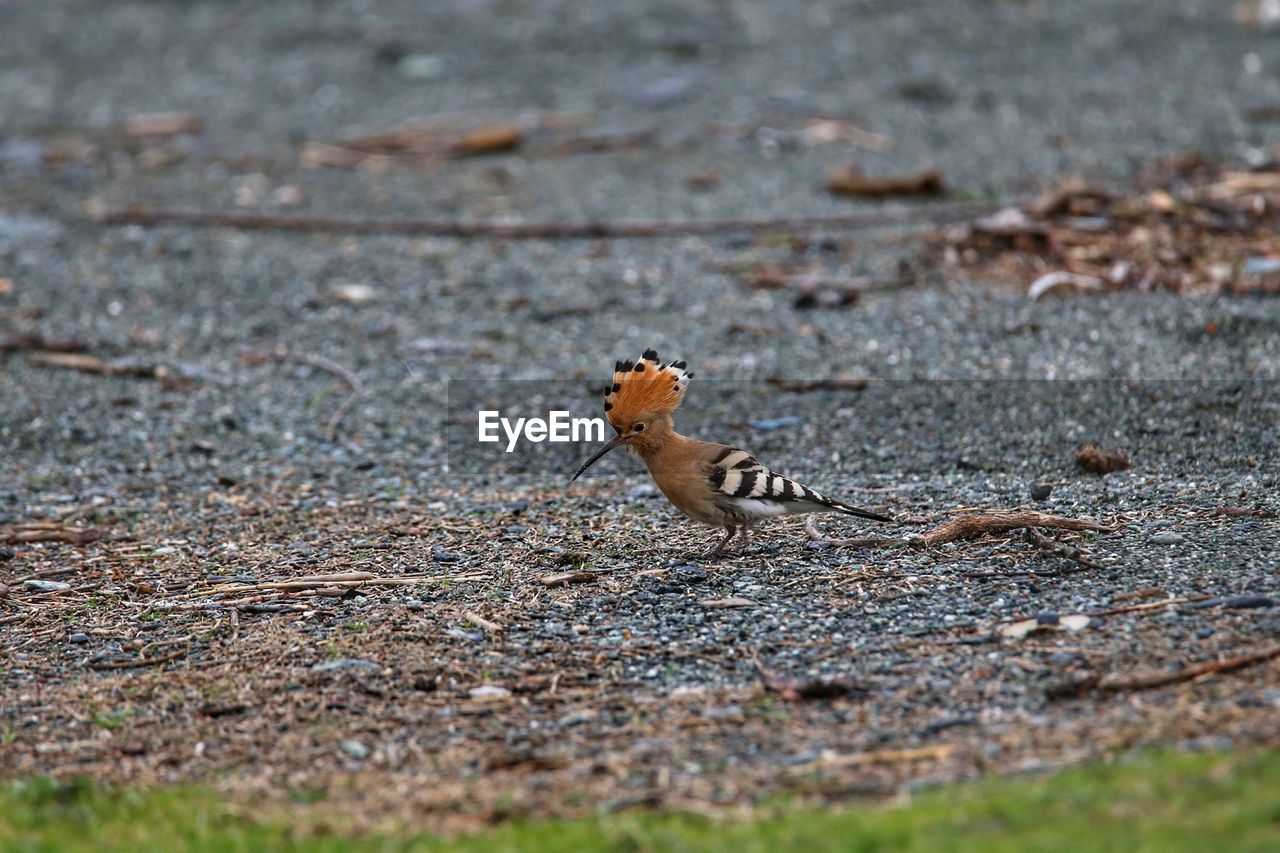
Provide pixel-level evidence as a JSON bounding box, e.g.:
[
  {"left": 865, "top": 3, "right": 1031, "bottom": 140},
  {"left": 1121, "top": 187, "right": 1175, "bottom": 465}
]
[
  {"left": 469, "top": 685, "right": 512, "bottom": 699},
  {"left": 398, "top": 54, "right": 445, "bottom": 80},
  {"left": 68, "top": 633, "right": 89, "bottom": 645},
  {"left": 702, "top": 704, "right": 743, "bottom": 720},
  {"left": 339, "top": 740, "right": 369, "bottom": 759},
  {"left": 1195, "top": 627, "right": 1214, "bottom": 639},
  {"left": 1150, "top": 531, "right": 1185, "bottom": 545},
  {"left": 24, "top": 580, "right": 70, "bottom": 592},
  {"left": 312, "top": 658, "right": 381, "bottom": 673},
  {"left": 0, "top": 547, "right": 16, "bottom": 561},
  {"left": 672, "top": 564, "right": 708, "bottom": 583},
  {"left": 1029, "top": 482, "right": 1053, "bottom": 501},
  {"left": 1035, "top": 612, "right": 1059, "bottom": 626}
]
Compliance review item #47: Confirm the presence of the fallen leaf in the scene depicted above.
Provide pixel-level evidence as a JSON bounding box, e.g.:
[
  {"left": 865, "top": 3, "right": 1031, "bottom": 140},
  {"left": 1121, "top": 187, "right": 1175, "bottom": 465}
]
[
  {"left": 125, "top": 112, "right": 203, "bottom": 138},
  {"left": 699, "top": 597, "right": 758, "bottom": 609},
  {"left": 685, "top": 171, "right": 723, "bottom": 191},
  {"left": 827, "top": 165, "right": 944, "bottom": 198},
  {"left": 1077, "top": 443, "right": 1132, "bottom": 475},
  {"left": 331, "top": 283, "right": 377, "bottom": 305}
]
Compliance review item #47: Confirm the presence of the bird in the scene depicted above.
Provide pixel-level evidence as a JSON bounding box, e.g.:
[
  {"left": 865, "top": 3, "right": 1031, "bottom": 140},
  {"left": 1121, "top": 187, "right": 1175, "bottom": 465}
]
[{"left": 570, "top": 349, "right": 894, "bottom": 558}]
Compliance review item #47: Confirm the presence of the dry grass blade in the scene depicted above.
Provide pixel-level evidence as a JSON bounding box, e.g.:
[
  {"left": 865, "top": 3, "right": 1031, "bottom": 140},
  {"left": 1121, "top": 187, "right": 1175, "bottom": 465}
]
[
  {"left": 26, "top": 352, "right": 161, "bottom": 379},
  {"left": 198, "top": 571, "right": 375, "bottom": 596},
  {"left": 699, "top": 597, "right": 758, "bottom": 609},
  {"left": 90, "top": 646, "right": 190, "bottom": 671},
  {"left": 539, "top": 571, "right": 600, "bottom": 588},
  {"left": 464, "top": 611, "right": 503, "bottom": 633},
  {"left": 812, "top": 744, "right": 958, "bottom": 768},
  {"left": 1, "top": 524, "right": 106, "bottom": 545}
]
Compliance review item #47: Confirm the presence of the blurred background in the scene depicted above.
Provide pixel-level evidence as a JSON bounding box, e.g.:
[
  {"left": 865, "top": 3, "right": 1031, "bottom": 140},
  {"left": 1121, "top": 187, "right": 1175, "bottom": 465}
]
[{"left": 3, "top": 0, "right": 1277, "bottom": 220}]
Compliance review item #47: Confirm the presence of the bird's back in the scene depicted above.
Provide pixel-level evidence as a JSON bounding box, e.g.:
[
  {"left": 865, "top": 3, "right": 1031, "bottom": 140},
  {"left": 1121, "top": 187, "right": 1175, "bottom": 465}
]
[{"left": 645, "top": 437, "right": 891, "bottom": 526}]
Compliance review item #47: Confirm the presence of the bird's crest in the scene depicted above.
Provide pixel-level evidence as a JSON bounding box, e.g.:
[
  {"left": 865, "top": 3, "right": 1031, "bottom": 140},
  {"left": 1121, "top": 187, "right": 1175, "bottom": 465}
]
[{"left": 601, "top": 349, "right": 692, "bottom": 428}]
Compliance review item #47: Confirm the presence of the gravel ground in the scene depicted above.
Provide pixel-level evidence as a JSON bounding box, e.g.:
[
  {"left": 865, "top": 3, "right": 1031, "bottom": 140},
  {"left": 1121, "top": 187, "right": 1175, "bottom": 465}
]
[{"left": 2, "top": 0, "right": 1279, "bottom": 832}]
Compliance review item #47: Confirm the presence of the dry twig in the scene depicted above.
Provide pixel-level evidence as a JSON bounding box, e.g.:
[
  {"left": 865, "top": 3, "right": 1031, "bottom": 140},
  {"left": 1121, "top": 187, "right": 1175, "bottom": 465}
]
[
  {"left": 539, "top": 571, "right": 600, "bottom": 588},
  {"left": 1, "top": 524, "right": 106, "bottom": 545},
  {"left": 812, "top": 744, "right": 958, "bottom": 768},
  {"left": 1049, "top": 645, "right": 1280, "bottom": 698},
  {"left": 92, "top": 200, "right": 1001, "bottom": 241},
  {"left": 806, "top": 510, "right": 1113, "bottom": 550},
  {"left": 90, "top": 646, "right": 190, "bottom": 671},
  {"left": 920, "top": 511, "right": 1113, "bottom": 546}
]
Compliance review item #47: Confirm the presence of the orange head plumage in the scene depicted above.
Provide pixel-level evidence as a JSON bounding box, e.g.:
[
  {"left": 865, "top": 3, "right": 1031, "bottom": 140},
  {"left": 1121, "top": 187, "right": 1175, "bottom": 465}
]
[
  {"left": 570, "top": 349, "right": 692, "bottom": 481},
  {"left": 602, "top": 348, "right": 691, "bottom": 431}
]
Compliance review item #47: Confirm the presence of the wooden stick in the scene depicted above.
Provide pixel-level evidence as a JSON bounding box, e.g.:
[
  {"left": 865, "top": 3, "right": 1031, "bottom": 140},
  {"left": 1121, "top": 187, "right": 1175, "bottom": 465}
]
[
  {"left": 806, "top": 511, "right": 1113, "bottom": 549},
  {"left": 1097, "top": 645, "right": 1280, "bottom": 692},
  {"left": 1, "top": 525, "right": 106, "bottom": 545},
  {"left": 91, "top": 200, "right": 1002, "bottom": 241},
  {"left": 920, "top": 511, "right": 1113, "bottom": 546}
]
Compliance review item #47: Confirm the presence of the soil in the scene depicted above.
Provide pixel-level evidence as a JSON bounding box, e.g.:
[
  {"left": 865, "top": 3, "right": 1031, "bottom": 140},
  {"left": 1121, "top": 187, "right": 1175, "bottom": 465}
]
[{"left": 2, "top": 0, "right": 1279, "bottom": 834}]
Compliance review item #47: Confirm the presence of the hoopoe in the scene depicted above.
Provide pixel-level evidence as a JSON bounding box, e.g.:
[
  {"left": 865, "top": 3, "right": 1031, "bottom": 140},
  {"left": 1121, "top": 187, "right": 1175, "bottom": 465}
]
[{"left": 570, "top": 350, "right": 894, "bottom": 558}]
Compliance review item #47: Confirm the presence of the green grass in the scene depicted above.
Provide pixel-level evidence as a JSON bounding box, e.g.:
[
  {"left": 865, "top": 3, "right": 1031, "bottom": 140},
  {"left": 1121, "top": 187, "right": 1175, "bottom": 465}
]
[{"left": 2, "top": 750, "right": 1278, "bottom": 852}]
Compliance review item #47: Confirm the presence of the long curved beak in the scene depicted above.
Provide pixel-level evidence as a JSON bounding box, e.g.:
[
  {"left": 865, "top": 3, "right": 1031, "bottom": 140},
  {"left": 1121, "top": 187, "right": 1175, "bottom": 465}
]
[{"left": 569, "top": 433, "right": 628, "bottom": 483}]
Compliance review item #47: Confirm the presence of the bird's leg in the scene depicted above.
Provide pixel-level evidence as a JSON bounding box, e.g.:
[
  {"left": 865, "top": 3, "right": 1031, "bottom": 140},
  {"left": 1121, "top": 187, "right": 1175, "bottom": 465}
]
[
  {"left": 703, "top": 526, "right": 737, "bottom": 559},
  {"left": 737, "top": 523, "right": 754, "bottom": 550}
]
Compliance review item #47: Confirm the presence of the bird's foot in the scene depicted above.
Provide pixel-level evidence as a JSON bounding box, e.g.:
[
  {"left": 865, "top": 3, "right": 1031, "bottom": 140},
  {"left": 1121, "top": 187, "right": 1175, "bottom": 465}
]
[{"left": 700, "top": 527, "right": 738, "bottom": 560}]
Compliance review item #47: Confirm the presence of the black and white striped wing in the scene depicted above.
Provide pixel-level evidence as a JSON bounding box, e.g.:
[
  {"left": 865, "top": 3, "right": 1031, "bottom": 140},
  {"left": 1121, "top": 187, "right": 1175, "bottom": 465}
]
[
  {"left": 706, "top": 446, "right": 892, "bottom": 522},
  {"left": 707, "top": 448, "right": 825, "bottom": 508}
]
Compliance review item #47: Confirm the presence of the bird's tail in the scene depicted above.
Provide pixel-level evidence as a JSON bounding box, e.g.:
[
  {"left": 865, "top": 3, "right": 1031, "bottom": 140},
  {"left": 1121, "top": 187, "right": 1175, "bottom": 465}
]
[{"left": 826, "top": 498, "right": 894, "bottom": 523}]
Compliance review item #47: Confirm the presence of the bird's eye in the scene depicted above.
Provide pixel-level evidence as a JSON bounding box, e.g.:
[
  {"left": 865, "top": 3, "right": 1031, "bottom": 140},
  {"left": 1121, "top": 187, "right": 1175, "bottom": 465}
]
[{"left": 633, "top": 423, "right": 645, "bottom": 432}]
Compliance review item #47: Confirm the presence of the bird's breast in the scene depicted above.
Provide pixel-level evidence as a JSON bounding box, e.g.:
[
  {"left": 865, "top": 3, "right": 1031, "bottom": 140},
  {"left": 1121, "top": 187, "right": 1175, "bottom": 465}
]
[{"left": 644, "top": 457, "right": 724, "bottom": 526}]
